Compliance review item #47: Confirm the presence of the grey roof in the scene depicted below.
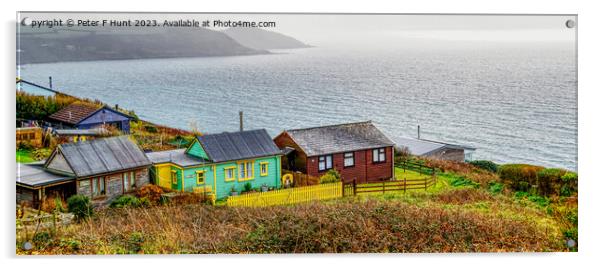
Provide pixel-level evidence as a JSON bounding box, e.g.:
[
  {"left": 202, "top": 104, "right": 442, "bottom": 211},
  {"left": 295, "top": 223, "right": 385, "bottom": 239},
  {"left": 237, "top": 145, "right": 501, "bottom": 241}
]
[
  {"left": 197, "top": 129, "right": 282, "bottom": 162},
  {"left": 395, "top": 137, "right": 476, "bottom": 156},
  {"left": 54, "top": 128, "right": 107, "bottom": 136},
  {"left": 146, "top": 148, "right": 208, "bottom": 167},
  {"left": 54, "top": 135, "right": 151, "bottom": 177},
  {"left": 17, "top": 163, "right": 73, "bottom": 188},
  {"left": 284, "top": 121, "right": 396, "bottom": 156}
]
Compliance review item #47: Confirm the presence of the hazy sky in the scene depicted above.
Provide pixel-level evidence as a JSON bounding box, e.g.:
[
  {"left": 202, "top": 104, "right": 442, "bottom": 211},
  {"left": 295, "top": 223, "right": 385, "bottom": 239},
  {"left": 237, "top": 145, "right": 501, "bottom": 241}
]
[{"left": 18, "top": 13, "right": 576, "bottom": 47}]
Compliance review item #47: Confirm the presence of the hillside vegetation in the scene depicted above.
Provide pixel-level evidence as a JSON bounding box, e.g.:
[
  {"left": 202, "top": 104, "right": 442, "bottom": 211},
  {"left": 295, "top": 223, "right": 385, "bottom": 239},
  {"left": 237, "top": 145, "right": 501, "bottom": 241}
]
[{"left": 17, "top": 161, "right": 577, "bottom": 254}]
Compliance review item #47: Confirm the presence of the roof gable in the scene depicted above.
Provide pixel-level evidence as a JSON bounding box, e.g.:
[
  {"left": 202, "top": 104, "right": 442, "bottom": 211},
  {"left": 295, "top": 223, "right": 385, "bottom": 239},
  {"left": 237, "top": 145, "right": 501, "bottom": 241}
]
[
  {"left": 45, "top": 150, "right": 75, "bottom": 175},
  {"left": 196, "top": 129, "right": 282, "bottom": 163},
  {"left": 48, "top": 136, "right": 151, "bottom": 177},
  {"left": 49, "top": 103, "right": 132, "bottom": 126},
  {"left": 48, "top": 103, "right": 100, "bottom": 125},
  {"left": 16, "top": 79, "right": 59, "bottom": 96},
  {"left": 285, "top": 121, "right": 395, "bottom": 156},
  {"left": 185, "top": 139, "right": 210, "bottom": 160}
]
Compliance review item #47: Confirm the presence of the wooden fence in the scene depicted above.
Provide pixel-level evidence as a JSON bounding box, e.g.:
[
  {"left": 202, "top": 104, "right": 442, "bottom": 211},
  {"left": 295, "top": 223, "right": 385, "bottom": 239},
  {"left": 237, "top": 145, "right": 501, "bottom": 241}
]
[
  {"left": 343, "top": 175, "right": 437, "bottom": 196},
  {"left": 226, "top": 182, "right": 342, "bottom": 207}
]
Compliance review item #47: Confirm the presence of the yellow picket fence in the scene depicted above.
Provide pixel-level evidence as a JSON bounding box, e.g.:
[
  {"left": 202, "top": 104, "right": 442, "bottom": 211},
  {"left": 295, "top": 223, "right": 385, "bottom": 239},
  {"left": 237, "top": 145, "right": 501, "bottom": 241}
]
[{"left": 226, "top": 182, "right": 343, "bottom": 207}]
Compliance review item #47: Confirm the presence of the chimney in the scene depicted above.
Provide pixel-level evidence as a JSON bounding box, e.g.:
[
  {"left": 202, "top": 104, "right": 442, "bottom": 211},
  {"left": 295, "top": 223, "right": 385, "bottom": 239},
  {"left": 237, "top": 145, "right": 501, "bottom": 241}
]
[
  {"left": 115, "top": 104, "right": 119, "bottom": 110},
  {"left": 239, "top": 111, "right": 243, "bottom": 132},
  {"left": 417, "top": 125, "right": 421, "bottom": 139},
  {"left": 68, "top": 111, "right": 72, "bottom": 120},
  {"left": 48, "top": 76, "right": 53, "bottom": 89}
]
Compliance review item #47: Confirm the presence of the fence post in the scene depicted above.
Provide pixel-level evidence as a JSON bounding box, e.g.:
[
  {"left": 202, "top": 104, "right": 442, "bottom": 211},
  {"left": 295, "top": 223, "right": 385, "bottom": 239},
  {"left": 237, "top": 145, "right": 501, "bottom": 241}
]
[
  {"left": 382, "top": 179, "right": 385, "bottom": 194},
  {"left": 353, "top": 178, "right": 357, "bottom": 196},
  {"left": 341, "top": 180, "right": 344, "bottom": 197},
  {"left": 404, "top": 178, "right": 406, "bottom": 193}
]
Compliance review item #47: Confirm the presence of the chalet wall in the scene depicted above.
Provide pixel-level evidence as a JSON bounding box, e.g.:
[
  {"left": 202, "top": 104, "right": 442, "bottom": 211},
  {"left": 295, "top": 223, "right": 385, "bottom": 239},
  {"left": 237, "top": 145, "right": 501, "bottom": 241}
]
[
  {"left": 306, "top": 146, "right": 394, "bottom": 184},
  {"left": 16, "top": 186, "right": 37, "bottom": 207},
  {"left": 76, "top": 168, "right": 149, "bottom": 203}
]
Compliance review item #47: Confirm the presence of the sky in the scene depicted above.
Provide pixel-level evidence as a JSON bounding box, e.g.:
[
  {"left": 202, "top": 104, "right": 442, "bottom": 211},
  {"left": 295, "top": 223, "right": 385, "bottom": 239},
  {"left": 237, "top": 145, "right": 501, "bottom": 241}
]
[{"left": 18, "top": 13, "right": 576, "bottom": 47}]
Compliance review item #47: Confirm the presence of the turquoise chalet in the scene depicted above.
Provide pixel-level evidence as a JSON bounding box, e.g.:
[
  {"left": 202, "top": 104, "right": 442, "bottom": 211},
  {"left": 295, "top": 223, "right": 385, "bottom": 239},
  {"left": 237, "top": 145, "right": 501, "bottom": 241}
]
[{"left": 146, "top": 129, "right": 283, "bottom": 199}]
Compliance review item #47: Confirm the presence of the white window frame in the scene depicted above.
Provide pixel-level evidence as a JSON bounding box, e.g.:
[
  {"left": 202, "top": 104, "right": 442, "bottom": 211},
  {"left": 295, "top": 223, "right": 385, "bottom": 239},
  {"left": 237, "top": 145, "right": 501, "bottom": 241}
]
[{"left": 344, "top": 152, "right": 355, "bottom": 167}]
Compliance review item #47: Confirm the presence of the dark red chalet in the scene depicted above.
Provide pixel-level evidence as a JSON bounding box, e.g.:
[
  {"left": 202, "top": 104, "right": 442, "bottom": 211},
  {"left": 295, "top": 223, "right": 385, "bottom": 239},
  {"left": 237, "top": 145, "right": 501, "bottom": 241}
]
[{"left": 274, "top": 121, "right": 396, "bottom": 184}]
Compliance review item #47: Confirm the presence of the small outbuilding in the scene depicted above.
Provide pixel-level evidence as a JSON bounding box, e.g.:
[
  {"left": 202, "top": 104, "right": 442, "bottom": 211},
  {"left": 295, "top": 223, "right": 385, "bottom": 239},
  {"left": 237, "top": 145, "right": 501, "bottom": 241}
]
[
  {"left": 16, "top": 136, "right": 151, "bottom": 207},
  {"left": 48, "top": 102, "right": 132, "bottom": 134},
  {"left": 395, "top": 137, "right": 476, "bottom": 162},
  {"left": 273, "top": 121, "right": 396, "bottom": 184},
  {"left": 16, "top": 127, "right": 44, "bottom": 148}
]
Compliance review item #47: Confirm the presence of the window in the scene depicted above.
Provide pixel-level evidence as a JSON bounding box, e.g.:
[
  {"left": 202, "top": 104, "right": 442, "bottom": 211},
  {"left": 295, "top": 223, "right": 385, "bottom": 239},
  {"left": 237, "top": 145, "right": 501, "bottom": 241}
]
[
  {"left": 318, "top": 155, "right": 333, "bottom": 171},
  {"left": 196, "top": 171, "right": 206, "bottom": 185},
  {"left": 238, "top": 160, "right": 254, "bottom": 181},
  {"left": 344, "top": 152, "right": 355, "bottom": 167},
  {"left": 372, "top": 148, "right": 386, "bottom": 163},
  {"left": 171, "top": 170, "right": 178, "bottom": 184},
  {"left": 260, "top": 162, "right": 269, "bottom": 176},
  {"left": 224, "top": 167, "right": 236, "bottom": 182},
  {"left": 92, "top": 176, "right": 105, "bottom": 198},
  {"left": 29, "top": 133, "right": 35, "bottom": 139},
  {"left": 123, "top": 171, "right": 136, "bottom": 192}
]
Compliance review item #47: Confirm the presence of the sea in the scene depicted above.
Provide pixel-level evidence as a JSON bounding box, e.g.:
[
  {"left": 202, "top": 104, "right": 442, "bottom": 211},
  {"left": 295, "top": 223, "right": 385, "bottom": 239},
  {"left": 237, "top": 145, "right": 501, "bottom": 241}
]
[{"left": 18, "top": 44, "right": 577, "bottom": 170}]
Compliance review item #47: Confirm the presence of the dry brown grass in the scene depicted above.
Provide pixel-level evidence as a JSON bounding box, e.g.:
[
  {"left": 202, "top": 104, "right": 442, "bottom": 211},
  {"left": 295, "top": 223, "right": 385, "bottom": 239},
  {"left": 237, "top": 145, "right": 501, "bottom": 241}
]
[{"left": 18, "top": 199, "right": 564, "bottom": 254}]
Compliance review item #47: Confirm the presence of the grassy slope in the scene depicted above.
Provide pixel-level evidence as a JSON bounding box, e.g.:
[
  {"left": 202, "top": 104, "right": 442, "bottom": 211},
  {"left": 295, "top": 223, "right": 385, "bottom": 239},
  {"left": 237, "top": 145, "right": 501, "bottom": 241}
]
[
  {"left": 16, "top": 150, "right": 35, "bottom": 163},
  {"left": 17, "top": 168, "right": 571, "bottom": 254}
]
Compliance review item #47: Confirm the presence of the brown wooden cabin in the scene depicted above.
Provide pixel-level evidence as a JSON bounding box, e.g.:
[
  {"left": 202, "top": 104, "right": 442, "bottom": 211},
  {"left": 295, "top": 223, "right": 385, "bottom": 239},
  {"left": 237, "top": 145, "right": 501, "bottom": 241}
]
[
  {"left": 16, "top": 127, "right": 43, "bottom": 148},
  {"left": 17, "top": 136, "right": 151, "bottom": 208},
  {"left": 274, "top": 121, "right": 396, "bottom": 184}
]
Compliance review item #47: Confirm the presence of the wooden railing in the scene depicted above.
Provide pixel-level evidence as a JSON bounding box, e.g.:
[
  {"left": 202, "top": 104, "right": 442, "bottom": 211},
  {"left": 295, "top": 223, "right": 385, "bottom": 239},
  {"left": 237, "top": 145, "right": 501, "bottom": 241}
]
[
  {"left": 226, "top": 182, "right": 342, "bottom": 207},
  {"left": 343, "top": 176, "right": 437, "bottom": 196}
]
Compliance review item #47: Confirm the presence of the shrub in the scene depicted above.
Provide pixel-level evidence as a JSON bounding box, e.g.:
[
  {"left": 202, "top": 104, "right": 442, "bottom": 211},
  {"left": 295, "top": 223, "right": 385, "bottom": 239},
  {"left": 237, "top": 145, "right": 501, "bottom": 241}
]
[
  {"left": 110, "top": 195, "right": 143, "bottom": 208},
  {"left": 144, "top": 125, "right": 158, "bottom": 133},
  {"left": 536, "top": 168, "right": 567, "bottom": 196},
  {"left": 32, "top": 148, "right": 52, "bottom": 161},
  {"left": 127, "top": 231, "right": 145, "bottom": 253},
  {"left": 32, "top": 231, "right": 53, "bottom": 250},
  {"left": 560, "top": 172, "right": 578, "bottom": 196},
  {"left": 67, "top": 195, "right": 93, "bottom": 222},
  {"left": 470, "top": 160, "right": 498, "bottom": 173},
  {"left": 488, "top": 182, "right": 504, "bottom": 194},
  {"left": 17, "top": 142, "right": 34, "bottom": 151},
  {"left": 498, "top": 164, "right": 544, "bottom": 191},
  {"left": 136, "top": 184, "right": 165, "bottom": 204},
  {"left": 243, "top": 182, "right": 253, "bottom": 192},
  {"left": 449, "top": 176, "right": 480, "bottom": 188},
  {"left": 319, "top": 169, "right": 341, "bottom": 184}
]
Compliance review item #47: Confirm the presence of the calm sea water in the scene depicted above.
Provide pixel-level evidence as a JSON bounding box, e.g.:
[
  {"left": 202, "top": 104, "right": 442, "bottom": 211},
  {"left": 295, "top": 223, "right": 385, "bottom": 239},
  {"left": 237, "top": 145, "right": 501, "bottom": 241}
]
[{"left": 19, "top": 45, "right": 577, "bottom": 170}]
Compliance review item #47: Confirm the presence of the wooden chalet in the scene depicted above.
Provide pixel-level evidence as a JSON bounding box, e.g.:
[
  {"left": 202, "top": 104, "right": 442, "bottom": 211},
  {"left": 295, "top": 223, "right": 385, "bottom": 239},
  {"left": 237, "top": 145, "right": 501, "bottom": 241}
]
[
  {"left": 16, "top": 136, "right": 151, "bottom": 207},
  {"left": 48, "top": 102, "right": 133, "bottom": 134},
  {"left": 274, "top": 121, "right": 396, "bottom": 184}
]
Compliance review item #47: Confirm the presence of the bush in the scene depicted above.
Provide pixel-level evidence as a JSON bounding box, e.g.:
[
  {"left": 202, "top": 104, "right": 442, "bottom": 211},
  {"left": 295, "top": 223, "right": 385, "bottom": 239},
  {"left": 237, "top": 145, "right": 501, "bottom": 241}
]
[
  {"left": 470, "top": 160, "right": 498, "bottom": 173},
  {"left": 17, "top": 142, "right": 34, "bottom": 151},
  {"left": 319, "top": 169, "right": 341, "bottom": 184},
  {"left": 110, "top": 195, "right": 143, "bottom": 208},
  {"left": 32, "top": 231, "right": 53, "bottom": 250},
  {"left": 488, "top": 182, "right": 504, "bottom": 194},
  {"left": 560, "top": 172, "right": 578, "bottom": 196},
  {"left": 449, "top": 176, "right": 480, "bottom": 188},
  {"left": 536, "top": 168, "right": 567, "bottom": 196},
  {"left": 243, "top": 182, "right": 253, "bottom": 192},
  {"left": 498, "top": 164, "right": 544, "bottom": 191},
  {"left": 32, "top": 148, "right": 52, "bottom": 161},
  {"left": 67, "top": 195, "right": 93, "bottom": 222},
  {"left": 136, "top": 184, "right": 165, "bottom": 204}
]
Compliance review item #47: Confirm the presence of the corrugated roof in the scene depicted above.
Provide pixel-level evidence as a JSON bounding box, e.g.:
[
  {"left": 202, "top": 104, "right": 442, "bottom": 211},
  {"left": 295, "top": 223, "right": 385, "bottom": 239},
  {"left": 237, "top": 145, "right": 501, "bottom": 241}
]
[
  {"left": 197, "top": 129, "right": 282, "bottom": 162},
  {"left": 55, "top": 136, "right": 151, "bottom": 177},
  {"left": 395, "top": 137, "right": 476, "bottom": 156},
  {"left": 48, "top": 102, "right": 101, "bottom": 125},
  {"left": 17, "top": 163, "right": 73, "bottom": 188},
  {"left": 146, "top": 148, "right": 208, "bottom": 167},
  {"left": 284, "top": 121, "right": 396, "bottom": 157}
]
